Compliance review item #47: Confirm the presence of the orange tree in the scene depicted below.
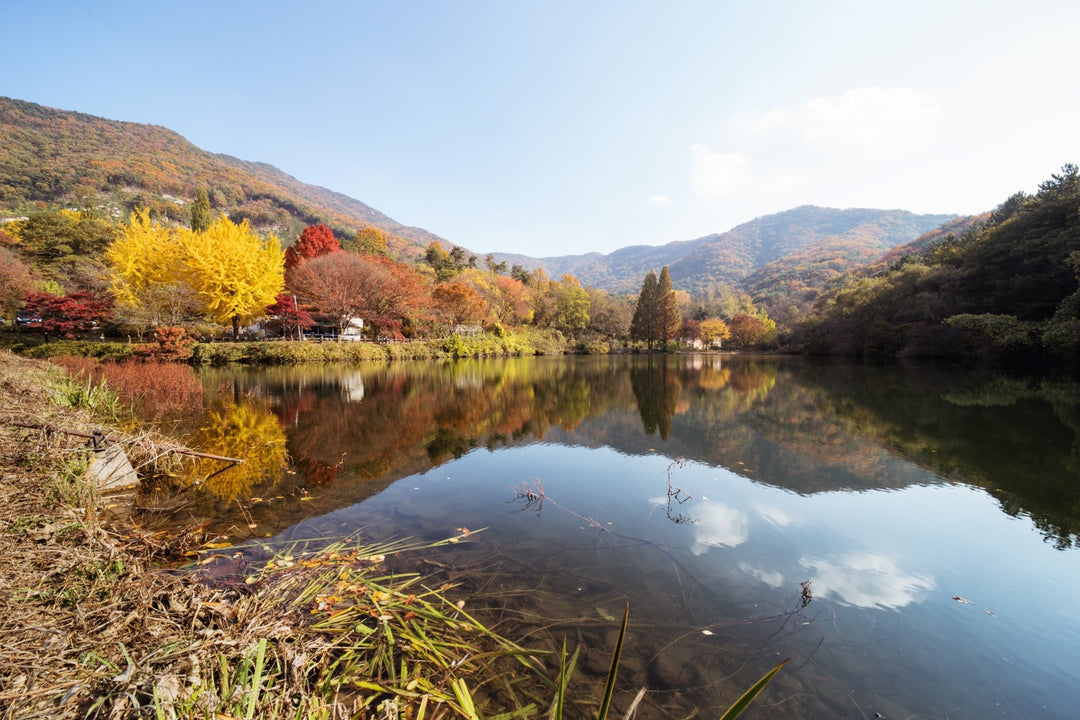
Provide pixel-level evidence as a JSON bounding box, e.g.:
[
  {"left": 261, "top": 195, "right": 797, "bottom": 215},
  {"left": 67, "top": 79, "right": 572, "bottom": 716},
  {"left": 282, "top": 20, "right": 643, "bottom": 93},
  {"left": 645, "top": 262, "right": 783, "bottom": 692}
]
[
  {"left": 0, "top": 247, "right": 36, "bottom": 324},
  {"left": 288, "top": 251, "right": 431, "bottom": 338},
  {"left": 728, "top": 313, "right": 771, "bottom": 349},
  {"left": 432, "top": 281, "right": 486, "bottom": 326},
  {"left": 699, "top": 318, "right": 731, "bottom": 349}
]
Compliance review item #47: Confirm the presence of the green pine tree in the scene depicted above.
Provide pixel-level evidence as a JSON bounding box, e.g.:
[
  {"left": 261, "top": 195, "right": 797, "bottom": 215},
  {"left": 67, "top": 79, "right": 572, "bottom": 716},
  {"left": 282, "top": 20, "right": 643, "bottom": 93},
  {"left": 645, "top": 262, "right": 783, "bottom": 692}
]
[
  {"left": 190, "top": 187, "right": 211, "bottom": 233},
  {"left": 631, "top": 270, "right": 659, "bottom": 349},
  {"left": 657, "top": 266, "right": 682, "bottom": 348}
]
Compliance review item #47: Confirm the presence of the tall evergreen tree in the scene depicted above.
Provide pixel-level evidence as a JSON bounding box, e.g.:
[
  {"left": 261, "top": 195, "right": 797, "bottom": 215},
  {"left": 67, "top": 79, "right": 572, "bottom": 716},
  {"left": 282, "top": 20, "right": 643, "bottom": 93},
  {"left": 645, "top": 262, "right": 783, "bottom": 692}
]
[
  {"left": 631, "top": 270, "right": 659, "bottom": 348},
  {"left": 190, "top": 187, "right": 211, "bottom": 233},
  {"left": 657, "top": 266, "right": 682, "bottom": 348}
]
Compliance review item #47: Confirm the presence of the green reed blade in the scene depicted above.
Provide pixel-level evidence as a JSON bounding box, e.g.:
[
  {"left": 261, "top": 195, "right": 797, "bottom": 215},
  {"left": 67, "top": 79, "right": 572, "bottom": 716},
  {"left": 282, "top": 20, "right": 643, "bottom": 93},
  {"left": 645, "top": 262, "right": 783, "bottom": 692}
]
[
  {"left": 596, "top": 603, "right": 629, "bottom": 720},
  {"left": 718, "top": 658, "right": 788, "bottom": 720}
]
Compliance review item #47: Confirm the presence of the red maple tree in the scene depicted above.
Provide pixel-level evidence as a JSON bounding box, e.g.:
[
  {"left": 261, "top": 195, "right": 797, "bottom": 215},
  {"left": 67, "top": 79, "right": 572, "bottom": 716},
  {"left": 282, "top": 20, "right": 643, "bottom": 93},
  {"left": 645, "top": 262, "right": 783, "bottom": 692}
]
[
  {"left": 287, "top": 252, "right": 431, "bottom": 339},
  {"left": 23, "top": 291, "right": 111, "bottom": 338},
  {"left": 284, "top": 224, "right": 341, "bottom": 270},
  {"left": 266, "top": 293, "right": 315, "bottom": 339}
]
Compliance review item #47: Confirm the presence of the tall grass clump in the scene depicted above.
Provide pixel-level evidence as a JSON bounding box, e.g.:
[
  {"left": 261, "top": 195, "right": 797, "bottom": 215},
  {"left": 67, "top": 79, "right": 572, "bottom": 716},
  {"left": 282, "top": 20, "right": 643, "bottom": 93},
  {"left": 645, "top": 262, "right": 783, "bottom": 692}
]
[
  {"left": 68, "top": 533, "right": 546, "bottom": 720},
  {"left": 546, "top": 604, "right": 786, "bottom": 720},
  {"left": 190, "top": 340, "right": 389, "bottom": 365},
  {"left": 385, "top": 340, "right": 439, "bottom": 360},
  {"left": 431, "top": 329, "right": 565, "bottom": 358},
  {"left": 56, "top": 372, "right": 123, "bottom": 422},
  {"left": 49, "top": 357, "right": 203, "bottom": 420}
]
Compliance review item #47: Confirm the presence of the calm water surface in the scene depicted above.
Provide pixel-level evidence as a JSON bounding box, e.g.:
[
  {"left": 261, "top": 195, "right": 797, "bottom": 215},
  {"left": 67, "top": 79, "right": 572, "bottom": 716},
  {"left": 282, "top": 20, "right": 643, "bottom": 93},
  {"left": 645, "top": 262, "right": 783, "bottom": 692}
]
[{"left": 147, "top": 355, "right": 1080, "bottom": 720}]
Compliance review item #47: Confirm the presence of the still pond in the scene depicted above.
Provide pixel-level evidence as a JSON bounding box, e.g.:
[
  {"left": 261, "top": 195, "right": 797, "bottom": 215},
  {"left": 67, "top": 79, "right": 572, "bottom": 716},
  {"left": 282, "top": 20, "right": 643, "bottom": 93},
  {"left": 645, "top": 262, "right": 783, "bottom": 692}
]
[{"left": 136, "top": 355, "right": 1080, "bottom": 720}]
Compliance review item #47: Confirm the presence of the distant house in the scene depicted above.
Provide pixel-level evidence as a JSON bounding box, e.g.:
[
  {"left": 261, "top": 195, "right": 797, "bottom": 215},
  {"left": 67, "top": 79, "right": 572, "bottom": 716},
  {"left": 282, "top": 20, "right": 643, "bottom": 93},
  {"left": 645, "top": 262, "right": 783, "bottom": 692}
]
[
  {"left": 451, "top": 323, "right": 483, "bottom": 337},
  {"left": 340, "top": 317, "right": 365, "bottom": 341}
]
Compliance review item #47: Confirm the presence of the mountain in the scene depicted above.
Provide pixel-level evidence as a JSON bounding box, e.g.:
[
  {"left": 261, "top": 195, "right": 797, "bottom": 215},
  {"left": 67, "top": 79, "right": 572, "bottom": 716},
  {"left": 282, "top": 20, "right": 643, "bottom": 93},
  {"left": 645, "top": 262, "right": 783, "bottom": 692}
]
[
  {"left": 0, "top": 97, "right": 448, "bottom": 260},
  {"left": 798, "top": 165, "right": 1080, "bottom": 360},
  {"left": 0, "top": 97, "right": 959, "bottom": 307},
  {"left": 495, "top": 206, "right": 958, "bottom": 300}
]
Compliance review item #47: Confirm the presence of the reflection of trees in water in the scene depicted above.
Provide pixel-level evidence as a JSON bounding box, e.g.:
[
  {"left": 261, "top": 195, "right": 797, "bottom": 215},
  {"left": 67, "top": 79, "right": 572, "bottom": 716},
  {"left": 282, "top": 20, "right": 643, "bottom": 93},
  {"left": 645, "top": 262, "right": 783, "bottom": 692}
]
[
  {"left": 189, "top": 399, "right": 289, "bottom": 502},
  {"left": 630, "top": 358, "right": 683, "bottom": 439},
  {"left": 245, "top": 360, "right": 638, "bottom": 488},
  {"left": 188, "top": 358, "right": 1080, "bottom": 550},
  {"left": 803, "top": 366, "right": 1080, "bottom": 550}
]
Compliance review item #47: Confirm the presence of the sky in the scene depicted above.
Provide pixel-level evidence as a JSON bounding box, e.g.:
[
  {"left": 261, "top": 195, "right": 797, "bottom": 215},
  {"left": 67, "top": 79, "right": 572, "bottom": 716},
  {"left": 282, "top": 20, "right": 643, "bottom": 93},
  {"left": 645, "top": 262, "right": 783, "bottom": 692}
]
[{"left": 7, "top": 0, "right": 1080, "bottom": 256}]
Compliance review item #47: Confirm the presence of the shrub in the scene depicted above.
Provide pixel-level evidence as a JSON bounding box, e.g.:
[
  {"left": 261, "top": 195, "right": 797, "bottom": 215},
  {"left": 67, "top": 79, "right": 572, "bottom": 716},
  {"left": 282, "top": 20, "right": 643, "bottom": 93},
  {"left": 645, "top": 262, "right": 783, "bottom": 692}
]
[
  {"left": 189, "top": 342, "right": 247, "bottom": 365},
  {"left": 134, "top": 326, "right": 195, "bottom": 362},
  {"left": 23, "top": 340, "right": 135, "bottom": 361},
  {"left": 48, "top": 357, "right": 203, "bottom": 419},
  {"left": 385, "top": 342, "right": 436, "bottom": 361}
]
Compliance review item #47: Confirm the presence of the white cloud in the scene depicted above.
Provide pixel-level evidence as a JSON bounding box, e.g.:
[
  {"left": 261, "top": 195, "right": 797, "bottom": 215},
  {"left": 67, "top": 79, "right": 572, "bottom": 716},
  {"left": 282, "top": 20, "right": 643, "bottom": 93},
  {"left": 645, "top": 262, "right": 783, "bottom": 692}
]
[
  {"left": 649, "top": 194, "right": 672, "bottom": 206},
  {"left": 800, "top": 552, "right": 936, "bottom": 610},
  {"left": 737, "top": 87, "right": 939, "bottom": 148},
  {"left": 689, "top": 501, "right": 749, "bottom": 555},
  {"left": 676, "top": 86, "right": 949, "bottom": 218},
  {"left": 751, "top": 503, "right": 794, "bottom": 527},
  {"left": 738, "top": 107, "right": 788, "bottom": 136},
  {"left": 688, "top": 145, "right": 751, "bottom": 198},
  {"left": 801, "top": 87, "right": 939, "bottom": 145},
  {"left": 738, "top": 561, "right": 784, "bottom": 588}
]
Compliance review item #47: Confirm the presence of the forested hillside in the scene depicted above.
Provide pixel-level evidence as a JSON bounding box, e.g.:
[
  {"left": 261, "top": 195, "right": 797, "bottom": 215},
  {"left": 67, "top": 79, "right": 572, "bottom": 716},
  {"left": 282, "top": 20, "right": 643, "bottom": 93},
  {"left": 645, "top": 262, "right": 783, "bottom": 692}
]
[
  {"left": 797, "top": 165, "right": 1080, "bottom": 362},
  {"left": 0, "top": 97, "right": 444, "bottom": 261},
  {"left": 497, "top": 207, "right": 956, "bottom": 307}
]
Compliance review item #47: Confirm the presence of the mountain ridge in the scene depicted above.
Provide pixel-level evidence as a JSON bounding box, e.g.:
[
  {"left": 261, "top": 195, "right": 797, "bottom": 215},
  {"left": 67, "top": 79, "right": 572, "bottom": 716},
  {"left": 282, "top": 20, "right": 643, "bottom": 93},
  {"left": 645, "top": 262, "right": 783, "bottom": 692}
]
[
  {"left": 1, "top": 96, "right": 960, "bottom": 305},
  {"left": 0, "top": 96, "right": 448, "bottom": 261},
  {"left": 494, "top": 205, "right": 959, "bottom": 297}
]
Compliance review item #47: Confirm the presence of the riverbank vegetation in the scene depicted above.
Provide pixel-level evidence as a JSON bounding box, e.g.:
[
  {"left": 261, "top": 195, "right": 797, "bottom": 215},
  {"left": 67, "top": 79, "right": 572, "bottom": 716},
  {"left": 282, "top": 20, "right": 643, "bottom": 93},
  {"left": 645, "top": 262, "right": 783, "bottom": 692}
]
[
  {"left": 3, "top": 145, "right": 1076, "bottom": 367},
  {"left": 793, "top": 164, "right": 1080, "bottom": 365},
  {"left": 1, "top": 192, "right": 780, "bottom": 361}
]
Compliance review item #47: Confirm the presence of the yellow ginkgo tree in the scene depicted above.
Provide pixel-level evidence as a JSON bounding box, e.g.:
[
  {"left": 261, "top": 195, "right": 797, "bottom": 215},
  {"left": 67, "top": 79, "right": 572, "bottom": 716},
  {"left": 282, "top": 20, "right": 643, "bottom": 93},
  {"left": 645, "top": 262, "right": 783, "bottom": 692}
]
[
  {"left": 177, "top": 214, "right": 284, "bottom": 338},
  {"left": 107, "top": 209, "right": 195, "bottom": 328}
]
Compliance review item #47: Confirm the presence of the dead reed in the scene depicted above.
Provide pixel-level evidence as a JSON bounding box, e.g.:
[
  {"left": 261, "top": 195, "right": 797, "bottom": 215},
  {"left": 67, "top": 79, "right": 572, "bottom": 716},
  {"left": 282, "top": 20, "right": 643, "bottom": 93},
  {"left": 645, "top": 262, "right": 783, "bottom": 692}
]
[{"left": 48, "top": 356, "right": 204, "bottom": 420}]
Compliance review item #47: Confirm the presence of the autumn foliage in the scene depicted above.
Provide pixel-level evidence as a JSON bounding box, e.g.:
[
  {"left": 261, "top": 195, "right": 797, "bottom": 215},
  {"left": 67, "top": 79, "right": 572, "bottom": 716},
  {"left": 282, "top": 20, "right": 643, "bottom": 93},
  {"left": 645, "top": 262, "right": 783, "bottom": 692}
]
[
  {"left": 287, "top": 251, "right": 431, "bottom": 339},
  {"left": 285, "top": 224, "right": 341, "bottom": 270},
  {"left": 265, "top": 293, "right": 315, "bottom": 339},
  {"left": 23, "top": 291, "right": 110, "bottom": 338},
  {"left": 178, "top": 215, "right": 284, "bottom": 336}
]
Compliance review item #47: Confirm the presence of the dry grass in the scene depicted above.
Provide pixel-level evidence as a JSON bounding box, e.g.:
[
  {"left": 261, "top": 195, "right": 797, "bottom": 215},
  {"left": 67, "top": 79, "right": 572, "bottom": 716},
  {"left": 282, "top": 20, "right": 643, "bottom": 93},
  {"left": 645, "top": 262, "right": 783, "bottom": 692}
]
[
  {"left": 47, "top": 357, "right": 204, "bottom": 421},
  {"left": 0, "top": 351, "right": 543, "bottom": 720}
]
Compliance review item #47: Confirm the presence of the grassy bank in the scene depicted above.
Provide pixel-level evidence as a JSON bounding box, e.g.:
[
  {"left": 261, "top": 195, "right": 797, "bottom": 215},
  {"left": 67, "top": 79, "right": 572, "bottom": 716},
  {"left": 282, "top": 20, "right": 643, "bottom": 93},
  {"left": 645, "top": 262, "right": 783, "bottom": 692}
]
[{"left": 2, "top": 328, "right": 571, "bottom": 365}]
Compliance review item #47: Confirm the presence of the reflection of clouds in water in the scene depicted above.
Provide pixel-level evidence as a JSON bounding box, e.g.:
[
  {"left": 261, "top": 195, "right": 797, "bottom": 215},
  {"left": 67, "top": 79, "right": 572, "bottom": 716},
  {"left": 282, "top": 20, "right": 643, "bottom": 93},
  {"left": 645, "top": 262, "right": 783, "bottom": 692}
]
[
  {"left": 800, "top": 552, "right": 935, "bottom": 609},
  {"left": 689, "top": 501, "right": 749, "bottom": 555},
  {"left": 738, "top": 561, "right": 784, "bottom": 587},
  {"left": 751, "top": 502, "right": 794, "bottom": 527}
]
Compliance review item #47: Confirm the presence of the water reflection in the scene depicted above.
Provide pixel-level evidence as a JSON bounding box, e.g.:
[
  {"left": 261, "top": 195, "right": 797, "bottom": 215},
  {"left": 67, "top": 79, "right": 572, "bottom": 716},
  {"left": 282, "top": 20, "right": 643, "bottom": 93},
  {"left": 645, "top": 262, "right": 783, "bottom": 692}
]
[
  {"left": 799, "top": 552, "right": 937, "bottom": 610},
  {"left": 686, "top": 501, "right": 750, "bottom": 554},
  {"left": 133, "top": 356, "right": 1080, "bottom": 720},
  {"left": 736, "top": 562, "right": 785, "bottom": 588},
  {"left": 145, "top": 356, "right": 1080, "bottom": 552}
]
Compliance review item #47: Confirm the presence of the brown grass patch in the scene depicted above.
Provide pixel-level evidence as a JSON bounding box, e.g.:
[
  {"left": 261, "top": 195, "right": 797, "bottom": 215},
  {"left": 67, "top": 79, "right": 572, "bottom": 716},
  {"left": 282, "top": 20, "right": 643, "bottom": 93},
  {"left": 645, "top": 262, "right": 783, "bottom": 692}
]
[{"left": 48, "top": 357, "right": 204, "bottom": 420}]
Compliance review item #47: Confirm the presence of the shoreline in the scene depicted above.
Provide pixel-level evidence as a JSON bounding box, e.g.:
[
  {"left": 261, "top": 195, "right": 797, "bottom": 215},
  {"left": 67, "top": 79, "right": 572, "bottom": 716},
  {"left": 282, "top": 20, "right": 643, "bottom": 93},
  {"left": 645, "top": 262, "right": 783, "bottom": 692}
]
[{"left": 0, "top": 350, "right": 541, "bottom": 718}]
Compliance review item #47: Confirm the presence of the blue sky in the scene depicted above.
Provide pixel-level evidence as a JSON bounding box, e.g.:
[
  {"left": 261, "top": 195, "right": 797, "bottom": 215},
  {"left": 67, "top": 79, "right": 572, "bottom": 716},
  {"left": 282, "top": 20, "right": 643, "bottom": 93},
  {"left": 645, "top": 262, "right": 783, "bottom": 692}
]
[{"left": 8, "top": 1, "right": 1080, "bottom": 255}]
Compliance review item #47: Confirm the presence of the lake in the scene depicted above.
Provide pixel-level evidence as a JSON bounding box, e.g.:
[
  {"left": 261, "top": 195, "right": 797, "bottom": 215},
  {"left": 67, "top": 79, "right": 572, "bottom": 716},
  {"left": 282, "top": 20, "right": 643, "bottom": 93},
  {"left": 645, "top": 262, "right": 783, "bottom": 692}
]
[{"left": 139, "top": 355, "right": 1080, "bottom": 719}]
